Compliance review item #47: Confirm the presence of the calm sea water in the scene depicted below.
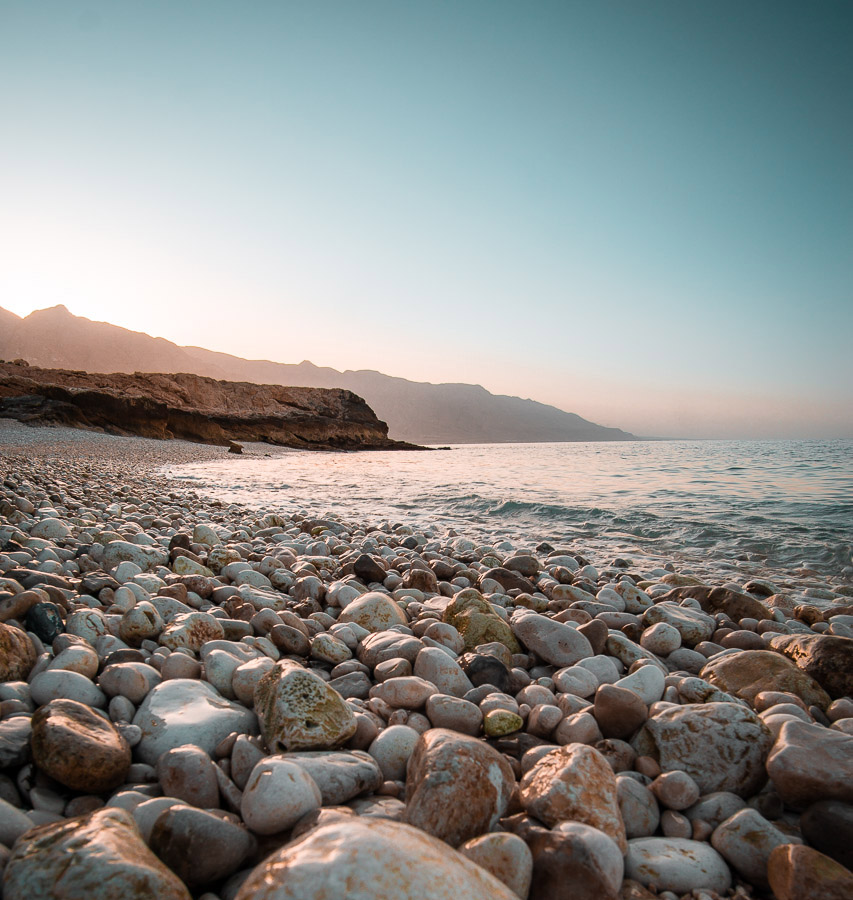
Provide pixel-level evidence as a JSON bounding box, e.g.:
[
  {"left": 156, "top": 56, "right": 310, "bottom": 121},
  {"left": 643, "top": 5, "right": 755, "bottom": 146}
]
[{"left": 167, "top": 440, "right": 853, "bottom": 582}]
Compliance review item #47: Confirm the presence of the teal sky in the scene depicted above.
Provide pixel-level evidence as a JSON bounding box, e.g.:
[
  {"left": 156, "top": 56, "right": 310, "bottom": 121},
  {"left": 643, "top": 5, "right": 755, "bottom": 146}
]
[{"left": 1, "top": 1, "right": 851, "bottom": 438}]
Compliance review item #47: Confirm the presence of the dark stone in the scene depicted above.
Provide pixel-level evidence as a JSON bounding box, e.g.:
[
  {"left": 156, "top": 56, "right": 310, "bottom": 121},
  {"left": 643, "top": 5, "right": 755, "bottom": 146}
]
[
  {"left": 402, "top": 567, "right": 437, "bottom": 594},
  {"left": 429, "top": 559, "right": 458, "bottom": 581},
  {"left": 578, "top": 619, "right": 608, "bottom": 654},
  {"left": 8, "top": 569, "right": 75, "bottom": 592},
  {"left": 148, "top": 805, "right": 255, "bottom": 886},
  {"left": 103, "top": 649, "right": 148, "bottom": 667},
  {"left": 25, "top": 601, "right": 64, "bottom": 644},
  {"left": 353, "top": 554, "right": 386, "bottom": 585},
  {"left": 80, "top": 572, "right": 119, "bottom": 594},
  {"left": 168, "top": 533, "right": 192, "bottom": 552},
  {"left": 458, "top": 653, "right": 511, "bottom": 692},
  {"left": 801, "top": 800, "right": 853, "bottom": 870},
  {"left": 479, "top": 567, "right": 535, "bottom": 594},
  {"left": 525, "top": 826, "right": 620, "bottom": 900}
]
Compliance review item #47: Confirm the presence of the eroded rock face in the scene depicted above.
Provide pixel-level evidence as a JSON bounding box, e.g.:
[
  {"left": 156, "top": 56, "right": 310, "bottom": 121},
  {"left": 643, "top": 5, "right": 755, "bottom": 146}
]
[
  {"left": 233, "top": 815, "right": 520, "bottom": 900},
  {"left": 3, "top": 807, "right": 191, "bottom": 900},
  {"left": 0, "top": 363, "right": 415, "bottom": 450},
  {"left": 31, "top": 699, "right": 131, "bottom": 793},
  {"left": 631, "top": 702, "right": 772, "bottom": 797},
  {"left": 518, "top": 743, "right": 627, "bottom": 853},
  {"left": 403, "top": 728, "right": 515, "bottom": 847},
  {"left": 254, "top": 659, "right": 356, "bottom": 752}
]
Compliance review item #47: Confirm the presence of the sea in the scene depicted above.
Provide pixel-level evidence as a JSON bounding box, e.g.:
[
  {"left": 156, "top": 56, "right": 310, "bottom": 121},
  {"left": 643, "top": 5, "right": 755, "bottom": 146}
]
[{"left": 166, "top": 440, "right": 853, "bottom": 585}]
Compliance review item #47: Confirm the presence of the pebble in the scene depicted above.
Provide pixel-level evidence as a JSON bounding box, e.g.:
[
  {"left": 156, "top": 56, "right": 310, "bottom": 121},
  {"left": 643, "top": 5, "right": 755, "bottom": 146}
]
[
  {"left": 766, "top": 718, "right": 853, "bottom": 807},
  {"left": 149, "top": 803, "right": 255, "bottom": 886},
  {"left": 157, "top": 743, "right": 221, "bottom": 808},
  {"left": 3, "top": 432, "right": 851, "bottom": 900},
  {"left": 625, "top": 837, "right": 732, "bottom": 895},
  {"left": 133, "top": 678, "right": 257, "bottom": 765},
  {"left": 240, "top": 757, "right": 322, "bottom": 834},
  {"left": 632, "top": 701, "right": 772, "bottom": 797},
  {"left": 367, "top": 723, "right": 420, "bottom": 781},
  {"left": 767, "top": 843, "right": 853, "bottom": 900},
  {"left": 403, "top": 728, "right": 515, "bottom": 847},
  {"left": 458, "top": 832, "right": 533, "bottom": 899},
  {"left": 710, "top": 807, "right": 797, "bottom": 888},
  {"left": 519, "top": 743, "right": 627, "bottom": 853}
]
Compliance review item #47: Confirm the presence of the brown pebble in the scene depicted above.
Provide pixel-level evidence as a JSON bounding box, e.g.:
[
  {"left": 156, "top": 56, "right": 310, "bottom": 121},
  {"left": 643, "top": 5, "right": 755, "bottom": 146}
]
[{"left": 593, "top": 684, "right": 647, "bottom": 740}]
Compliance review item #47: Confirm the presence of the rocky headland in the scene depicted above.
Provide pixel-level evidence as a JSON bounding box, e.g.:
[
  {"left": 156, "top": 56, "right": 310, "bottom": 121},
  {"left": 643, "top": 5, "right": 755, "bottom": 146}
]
[
  {"left": 0, "top": 360, "right": 419, "bottom": 451},
  {"left": 0, "top": 422, "right": 851, "bottom": 899}
]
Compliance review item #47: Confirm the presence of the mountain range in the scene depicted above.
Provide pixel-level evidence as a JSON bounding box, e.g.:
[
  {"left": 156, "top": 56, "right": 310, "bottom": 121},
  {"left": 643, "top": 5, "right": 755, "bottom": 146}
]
[{"left": 0, "top": 305, "right": 635, "bottom": 444}]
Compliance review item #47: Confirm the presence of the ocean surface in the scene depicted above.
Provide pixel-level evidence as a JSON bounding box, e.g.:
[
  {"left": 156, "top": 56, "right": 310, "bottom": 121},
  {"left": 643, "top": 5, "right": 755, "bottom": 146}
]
[{"left": 167, "top": 440, "right": 853, "bottom": 583}]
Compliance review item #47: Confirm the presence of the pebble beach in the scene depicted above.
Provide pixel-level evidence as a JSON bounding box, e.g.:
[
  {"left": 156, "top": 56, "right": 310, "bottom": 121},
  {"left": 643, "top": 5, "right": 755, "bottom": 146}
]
[{"left": 1, "top": 420, "right": 852, "bottom": 900}]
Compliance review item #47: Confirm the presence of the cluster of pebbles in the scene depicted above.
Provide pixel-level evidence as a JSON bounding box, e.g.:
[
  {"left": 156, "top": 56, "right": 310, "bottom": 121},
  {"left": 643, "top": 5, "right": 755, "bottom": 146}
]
[{"left": 0, "top": 426, "right": 852, "bottom": 900}]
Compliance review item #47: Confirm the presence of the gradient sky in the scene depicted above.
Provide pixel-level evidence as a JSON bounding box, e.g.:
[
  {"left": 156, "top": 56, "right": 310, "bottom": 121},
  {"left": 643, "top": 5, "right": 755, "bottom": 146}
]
[{"left": 1, "top": 1, "right": 851, "bottom": 438}]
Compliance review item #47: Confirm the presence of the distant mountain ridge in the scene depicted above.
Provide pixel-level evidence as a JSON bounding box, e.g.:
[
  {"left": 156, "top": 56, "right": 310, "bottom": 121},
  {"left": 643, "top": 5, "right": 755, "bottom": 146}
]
[{"left": 0, "top": 305, "right": 635, "bottom": 444}]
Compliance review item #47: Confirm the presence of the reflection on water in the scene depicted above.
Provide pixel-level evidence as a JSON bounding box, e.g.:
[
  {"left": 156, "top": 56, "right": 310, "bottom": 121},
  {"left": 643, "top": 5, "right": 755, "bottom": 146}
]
[{"left": 167, "top": 440, "right": 853, "bottom": 580}]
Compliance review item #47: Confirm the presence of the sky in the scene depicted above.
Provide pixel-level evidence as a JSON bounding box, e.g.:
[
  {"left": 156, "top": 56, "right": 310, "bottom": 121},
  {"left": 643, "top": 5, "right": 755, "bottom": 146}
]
[{"left": 1, "top": 1, "right": 851, "bottom": 439}]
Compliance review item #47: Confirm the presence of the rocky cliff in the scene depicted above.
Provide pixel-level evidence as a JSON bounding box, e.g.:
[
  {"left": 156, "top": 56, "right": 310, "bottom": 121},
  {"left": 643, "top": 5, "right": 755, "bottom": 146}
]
[
  {"left": 0, "top": 361, "right": 418, "bottom": 451},
  {"left": 0, "top": 306, "right": 636, "bottom": 443}
]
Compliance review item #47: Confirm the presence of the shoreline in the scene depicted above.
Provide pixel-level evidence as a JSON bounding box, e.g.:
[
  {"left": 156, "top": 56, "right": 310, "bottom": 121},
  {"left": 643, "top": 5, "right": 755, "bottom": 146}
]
[{"left": 1, "top": 419, "right": 852, "bottom": 898}]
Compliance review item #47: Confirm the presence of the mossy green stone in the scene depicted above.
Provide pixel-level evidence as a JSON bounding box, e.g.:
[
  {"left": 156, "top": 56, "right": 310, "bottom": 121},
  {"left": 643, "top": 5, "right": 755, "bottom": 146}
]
[{"left": 483, "top": 710, "right": 523, "bottom": 737}]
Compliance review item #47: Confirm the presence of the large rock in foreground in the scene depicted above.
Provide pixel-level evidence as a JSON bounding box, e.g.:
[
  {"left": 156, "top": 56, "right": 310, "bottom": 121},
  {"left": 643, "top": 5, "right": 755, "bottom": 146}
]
[
  {"left": 234, "top": 815, "right": 519, "bottom": 900},
  {"left": 632, "top": 702, "right": 772, "bottom": 797},
  {"left": 133, "top": 678, "right": 257, "bottom": 765},
  {"left": 403, "top": 729, "right": 515, "bottom": 847},
  {"left": 519, "top": 743, "right": 627, "bottom": 853},
  {"left": 4, "top": 808, "right": 190, "bottom": 900}
]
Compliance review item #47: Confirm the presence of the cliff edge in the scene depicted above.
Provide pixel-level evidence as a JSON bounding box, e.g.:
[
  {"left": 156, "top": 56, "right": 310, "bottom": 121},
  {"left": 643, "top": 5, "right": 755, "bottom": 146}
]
[{"left": 0, "top": 361, "right": 420, "bottom": 451}]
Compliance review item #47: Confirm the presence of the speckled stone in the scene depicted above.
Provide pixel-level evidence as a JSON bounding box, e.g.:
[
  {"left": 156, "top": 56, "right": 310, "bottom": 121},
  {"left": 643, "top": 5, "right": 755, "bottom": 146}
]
[
  {"left": 254, "top": 659, "right": 356, "bottom": 752},
  {"left": 519, "top": 743, "right": 627, "bottom": 853},
  {"left": 403, "top": 728, "right": 515, "bottom": 847},
  {"left": 0, "top": 623, "right": 37, "bottom": 681},
  {"left": 31, "top": 698, "right": 131, "bottom": 793},
  {"left": 631, "top": 701, "right": 772, "bottom": 797},
  {"left": 625, "top": 837, "right": 732, "bottom": 896},
  {"left": 3, "top": 807, "right": 191, "bottom": 900}
]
